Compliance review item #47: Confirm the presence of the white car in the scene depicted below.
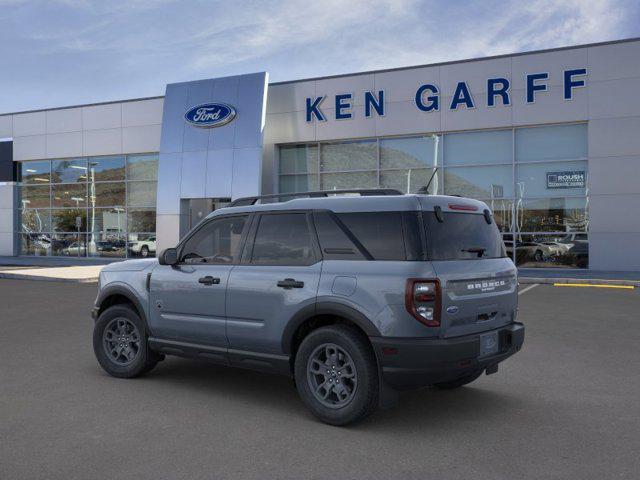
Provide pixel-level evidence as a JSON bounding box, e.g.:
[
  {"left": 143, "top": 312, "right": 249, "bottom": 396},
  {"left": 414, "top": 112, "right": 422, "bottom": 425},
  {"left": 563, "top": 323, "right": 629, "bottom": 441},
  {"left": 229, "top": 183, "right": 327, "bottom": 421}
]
[{"left": 128, "top": 236, "right": 156, "bottom": 257}]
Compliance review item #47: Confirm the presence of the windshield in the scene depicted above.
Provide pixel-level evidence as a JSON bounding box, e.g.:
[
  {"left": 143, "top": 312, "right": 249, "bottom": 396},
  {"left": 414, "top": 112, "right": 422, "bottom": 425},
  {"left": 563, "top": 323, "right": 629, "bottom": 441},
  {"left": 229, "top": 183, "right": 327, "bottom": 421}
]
[{"left": 423, "top": 211, "right": 506, "bottom": 260}]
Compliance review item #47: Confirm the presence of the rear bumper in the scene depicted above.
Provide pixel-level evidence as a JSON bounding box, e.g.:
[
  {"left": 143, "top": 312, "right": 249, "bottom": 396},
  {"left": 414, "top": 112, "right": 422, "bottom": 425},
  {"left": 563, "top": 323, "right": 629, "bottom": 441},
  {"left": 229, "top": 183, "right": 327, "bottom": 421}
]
[{"left": 371, "top": 322, "right": 525, "bottom": 390}]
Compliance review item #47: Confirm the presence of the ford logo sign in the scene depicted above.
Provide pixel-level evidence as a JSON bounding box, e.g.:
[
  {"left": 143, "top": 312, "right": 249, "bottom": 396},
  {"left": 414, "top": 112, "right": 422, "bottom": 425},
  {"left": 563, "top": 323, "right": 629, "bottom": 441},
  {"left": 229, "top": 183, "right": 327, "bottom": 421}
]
[
  {"left": 184, "top": 103, "right": 236, "bottom": 128},
  {"left": 446, "top": 305, "right": 459, "bottom": 314}
]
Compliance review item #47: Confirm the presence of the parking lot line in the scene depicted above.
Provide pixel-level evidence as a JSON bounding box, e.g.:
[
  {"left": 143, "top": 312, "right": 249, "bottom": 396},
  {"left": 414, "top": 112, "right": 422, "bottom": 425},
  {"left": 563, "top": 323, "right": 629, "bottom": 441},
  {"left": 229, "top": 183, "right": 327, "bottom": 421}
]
[
  {"left": 553, "top": 283, "right": 635, "bottom": 289},
  {"left": 518, "top": 284, "right": 539, "bottom": 295}
]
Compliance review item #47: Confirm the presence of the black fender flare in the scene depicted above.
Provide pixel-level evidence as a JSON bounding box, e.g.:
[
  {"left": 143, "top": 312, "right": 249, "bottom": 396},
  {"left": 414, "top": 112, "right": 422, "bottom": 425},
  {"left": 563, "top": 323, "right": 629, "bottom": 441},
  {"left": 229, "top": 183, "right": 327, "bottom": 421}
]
[
  {"left": 95, "top": 283, "right": 149, "bottom": 328},
  {"left": 281, "top": 301, "right": 381, "bottom": 355}
]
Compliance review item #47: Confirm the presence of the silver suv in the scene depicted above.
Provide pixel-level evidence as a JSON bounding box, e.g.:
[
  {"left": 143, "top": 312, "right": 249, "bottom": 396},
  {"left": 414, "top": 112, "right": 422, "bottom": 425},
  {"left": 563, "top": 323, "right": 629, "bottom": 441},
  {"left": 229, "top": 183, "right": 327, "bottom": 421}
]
[{"left": 91, "top": 189, "right": 524, "bottom": 425}]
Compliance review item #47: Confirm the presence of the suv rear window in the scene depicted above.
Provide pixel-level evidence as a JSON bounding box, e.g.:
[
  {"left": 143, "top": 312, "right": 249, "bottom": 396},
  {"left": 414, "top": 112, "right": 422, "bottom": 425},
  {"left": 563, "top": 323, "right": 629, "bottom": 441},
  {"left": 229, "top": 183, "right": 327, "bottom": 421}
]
[{"left": 423, "top": 212, "right": 506, "bottom": 260}]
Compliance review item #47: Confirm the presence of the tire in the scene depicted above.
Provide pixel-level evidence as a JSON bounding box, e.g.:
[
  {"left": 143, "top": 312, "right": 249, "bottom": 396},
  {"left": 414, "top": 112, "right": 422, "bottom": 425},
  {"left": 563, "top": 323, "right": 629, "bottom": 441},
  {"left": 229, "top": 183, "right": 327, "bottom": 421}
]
[
  {"left": 534, "top": 250, "right": 543, "bottom": 262},
  {"left": 433, "top": 370, "right": 483, "bottom": 390},
  {"left": 140, "top": 246, "right": 149, "bottom": 258},
  {"left": 93, "top": 304, "right": 160, "bottom": 378},
  {"left": 294, "top": 325, "right": 378, "bottom": 426}
]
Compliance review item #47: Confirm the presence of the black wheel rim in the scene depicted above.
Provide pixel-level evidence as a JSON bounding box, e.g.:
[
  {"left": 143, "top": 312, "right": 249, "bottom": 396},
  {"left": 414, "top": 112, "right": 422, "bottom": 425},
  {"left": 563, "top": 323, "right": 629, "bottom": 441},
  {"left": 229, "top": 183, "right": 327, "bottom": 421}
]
[
  {"left": 103, "top": 318, "right": 141, "bottom": 366},
  {"left": 307, "top": 343, "right": 357, "bottom": 409}
]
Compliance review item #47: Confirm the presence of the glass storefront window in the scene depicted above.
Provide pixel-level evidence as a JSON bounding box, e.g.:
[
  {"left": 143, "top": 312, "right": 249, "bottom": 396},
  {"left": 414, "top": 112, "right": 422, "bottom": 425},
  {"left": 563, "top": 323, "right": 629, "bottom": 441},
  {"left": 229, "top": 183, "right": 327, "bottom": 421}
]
[
  {"left": 320, "top": 140, "right": 377, "bottom": 172},
  {"left": 51, "top": 158, "right": 88, "bottom": 183},
  {"left": 51, "top": 209, "right": 87, "bottom": 232},
  {"left": 127, "top": 154, "right": 158, "bottom": 181},
  {"left": 92, "top": 156, "right": 126, "bottom": 182},
  {"left": 127, "top": 233, "right": 157, "bottom": 258},
  {"left": 127, "top": 181, "right": 156, "bottom": 207},
  {"left": 20, "top": 209, "right": 51, "bottom": 233},
  {"left": 379, "top": 169, "right": 438, "bottom": 194},
  {"left": 320, "top": 171, "right": 377, "bottom": 190},
  {"left": 17, "top": 153, "right": 157, "bottom": 258},
  {"left": 50, "top": 233, "right": 86, "bottom": 257},
  {"left": 279, "top": 174, "right": 318, "bottom": 194},
  {"left": 444, "top": 165, "right": 513, "bottom": 198},
  {"left": 19, "top": 160, "right": 50, "bottom": 184},
  {"left": 89, "top": 208, "right": 126, "bottom": 235},
  {"left": 515, "top": 197, "right": 588, "bottom": 233},
  {"left": 516, "top": 124, "right": 587, "bottom": 162},
  {"left": 87, "top": 233, "right": 126, "bottom": 258},
  {"left": 128, "top": 209, "right": 156, "bottom": 232},
  {"left": 380, "top": 135, "right": 441, "bottom": 169},
  {"left": 444, "top": 129, "right": 512, "bottom": 165},
  {"left": 510, "top": 233, "right": 588, "bottom": 269},
  {"left": 279, "top": 145, "right": 317, "bottom": 174},
  {"left": 94, "top": 182, "right": 126, "bottom": 207},
  {"left": 19, "top": 185, "right": 50, "bottom": 209},
  {"left": 516, "top": 160, "right": 587, "bottom": 198},
  {"left": 52, "top": 183, "right": 87, "bottom": 208}
]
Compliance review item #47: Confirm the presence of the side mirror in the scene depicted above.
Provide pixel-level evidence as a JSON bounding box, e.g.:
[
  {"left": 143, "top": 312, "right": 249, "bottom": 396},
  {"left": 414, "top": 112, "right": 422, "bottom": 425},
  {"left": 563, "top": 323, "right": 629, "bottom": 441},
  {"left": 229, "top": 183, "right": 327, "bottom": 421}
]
[{"left": 158, "top": 248, "right": 178, "bottom": 266}]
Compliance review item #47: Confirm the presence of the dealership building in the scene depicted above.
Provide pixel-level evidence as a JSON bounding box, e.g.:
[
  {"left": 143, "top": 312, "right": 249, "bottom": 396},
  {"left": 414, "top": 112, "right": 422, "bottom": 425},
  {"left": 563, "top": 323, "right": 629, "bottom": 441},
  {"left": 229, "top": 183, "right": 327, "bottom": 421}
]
[{"left": 0, "top": 37, "right": 639, "bottom": 271}]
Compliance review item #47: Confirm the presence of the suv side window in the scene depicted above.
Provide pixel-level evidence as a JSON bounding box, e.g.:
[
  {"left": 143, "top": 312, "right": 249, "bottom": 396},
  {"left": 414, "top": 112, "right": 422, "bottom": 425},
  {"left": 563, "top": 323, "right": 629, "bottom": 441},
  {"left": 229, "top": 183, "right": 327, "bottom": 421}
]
[
  {"left": 336, "top": 212, "right": 406, "bottom": 260},
  {"left": 313, "top": 211, "right": 366, "bottom": 260},
  {"left": 180, "top": 215, "right": 248, "bottom": 264},
  {"left": 250, "top": 213, "right": 315, "bottom": 266}
]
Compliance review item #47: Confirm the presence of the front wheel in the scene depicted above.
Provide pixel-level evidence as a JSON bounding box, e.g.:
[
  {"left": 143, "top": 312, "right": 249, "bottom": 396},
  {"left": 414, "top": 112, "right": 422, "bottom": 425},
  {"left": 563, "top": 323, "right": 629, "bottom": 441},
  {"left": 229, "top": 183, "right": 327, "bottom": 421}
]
[
  {"left": 93, "top": 304, "right": 160, "bottom": 378},
  {"left": 294, "top": 325, "right": 378, "bottom": 426}
]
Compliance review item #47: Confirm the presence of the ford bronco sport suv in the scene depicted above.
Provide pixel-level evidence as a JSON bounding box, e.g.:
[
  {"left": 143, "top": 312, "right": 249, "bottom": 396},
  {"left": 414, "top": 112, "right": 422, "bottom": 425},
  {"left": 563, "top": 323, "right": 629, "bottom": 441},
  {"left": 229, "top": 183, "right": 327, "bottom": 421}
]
[{"left": 92, "top": 189, "right": 524, "bottom": 425}]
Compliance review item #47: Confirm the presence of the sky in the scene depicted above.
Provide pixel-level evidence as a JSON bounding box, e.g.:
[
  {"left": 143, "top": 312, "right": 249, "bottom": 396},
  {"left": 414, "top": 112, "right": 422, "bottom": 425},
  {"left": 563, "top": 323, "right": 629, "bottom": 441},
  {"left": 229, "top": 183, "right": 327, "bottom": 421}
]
[{"left": 0, "top": 0, "right": 639, "bottom": 113}]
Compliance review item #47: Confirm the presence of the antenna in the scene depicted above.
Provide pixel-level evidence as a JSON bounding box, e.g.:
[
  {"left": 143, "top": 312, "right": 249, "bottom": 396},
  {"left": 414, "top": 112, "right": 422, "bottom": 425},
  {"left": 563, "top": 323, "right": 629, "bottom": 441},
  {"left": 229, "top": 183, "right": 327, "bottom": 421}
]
[{"left": 419, "top": 167, "right": 439, "bottom": 194}]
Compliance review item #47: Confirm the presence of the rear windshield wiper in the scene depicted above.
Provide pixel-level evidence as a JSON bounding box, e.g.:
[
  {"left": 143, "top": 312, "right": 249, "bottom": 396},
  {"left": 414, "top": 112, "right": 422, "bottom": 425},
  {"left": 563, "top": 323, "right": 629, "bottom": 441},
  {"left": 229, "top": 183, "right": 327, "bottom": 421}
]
[{"left": 461, "top": 247, "right": 486, "bottom": 258}]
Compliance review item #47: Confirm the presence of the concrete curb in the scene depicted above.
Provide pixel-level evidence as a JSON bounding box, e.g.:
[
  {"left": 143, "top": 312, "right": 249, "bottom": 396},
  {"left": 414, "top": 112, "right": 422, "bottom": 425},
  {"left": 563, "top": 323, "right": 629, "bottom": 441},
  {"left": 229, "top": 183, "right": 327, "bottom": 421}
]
[
  {"left": 519, "top": 277, "right": 639, "bottom": 287},
  {"left": 0, "top": 272, "right": 98, "bottom": 284}
]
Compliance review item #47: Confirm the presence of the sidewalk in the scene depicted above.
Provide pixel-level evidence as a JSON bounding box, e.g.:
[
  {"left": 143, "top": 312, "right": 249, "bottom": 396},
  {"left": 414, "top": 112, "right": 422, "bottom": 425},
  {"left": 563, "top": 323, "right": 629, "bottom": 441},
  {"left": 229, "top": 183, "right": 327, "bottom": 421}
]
[
  {"left": 518, "top": 268, "right": 640, "bottom": 287},
  {"left": 0, "top": 265, "right": 104, "bottom": 283}
]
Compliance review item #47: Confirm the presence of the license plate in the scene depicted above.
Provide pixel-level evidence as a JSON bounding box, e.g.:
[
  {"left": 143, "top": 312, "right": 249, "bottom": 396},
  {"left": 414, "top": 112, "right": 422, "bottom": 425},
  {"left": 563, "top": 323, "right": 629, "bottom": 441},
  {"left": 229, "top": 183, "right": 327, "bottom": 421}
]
[{"left": 479, "top": 331, "right": 499, "bottom": 357}]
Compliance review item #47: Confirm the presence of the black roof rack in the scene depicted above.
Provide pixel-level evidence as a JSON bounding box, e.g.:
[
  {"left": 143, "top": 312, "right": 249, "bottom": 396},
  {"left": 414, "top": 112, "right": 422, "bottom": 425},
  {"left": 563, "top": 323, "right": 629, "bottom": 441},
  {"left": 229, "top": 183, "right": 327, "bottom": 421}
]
[{"left": 226, "top": 189, "right": 403, "bottom": 208}]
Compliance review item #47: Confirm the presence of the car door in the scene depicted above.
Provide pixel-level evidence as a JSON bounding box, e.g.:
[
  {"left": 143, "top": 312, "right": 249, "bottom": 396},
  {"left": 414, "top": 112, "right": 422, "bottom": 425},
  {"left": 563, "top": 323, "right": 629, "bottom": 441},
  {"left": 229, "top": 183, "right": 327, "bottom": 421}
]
[
  {"left": 226, "top": 211, "right": 321, "bottom": 371},
  {"left": 148, "top": 213, "right": 251, "bottom": 353}
]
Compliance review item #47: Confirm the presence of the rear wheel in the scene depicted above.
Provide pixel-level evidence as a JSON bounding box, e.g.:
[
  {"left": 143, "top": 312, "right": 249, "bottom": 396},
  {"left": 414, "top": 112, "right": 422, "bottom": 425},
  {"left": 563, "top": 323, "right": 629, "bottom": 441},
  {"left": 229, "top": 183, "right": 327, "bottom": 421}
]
[
  {"left": 93, "top": 304, "right": 159, "bottom": 378},
  {"left": 433, "top": 370, "right": 483, "bottom": 390},
  {"left": 294, "top": 325, "right": 378, "bottom": 426}
]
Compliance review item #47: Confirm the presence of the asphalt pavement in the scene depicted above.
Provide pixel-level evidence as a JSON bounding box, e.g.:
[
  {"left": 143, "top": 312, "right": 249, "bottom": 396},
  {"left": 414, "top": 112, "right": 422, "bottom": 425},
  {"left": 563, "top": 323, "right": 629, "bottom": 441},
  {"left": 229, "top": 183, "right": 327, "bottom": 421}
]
[{"left": 1, "top": 279, "right": 639, "bottom": 479}]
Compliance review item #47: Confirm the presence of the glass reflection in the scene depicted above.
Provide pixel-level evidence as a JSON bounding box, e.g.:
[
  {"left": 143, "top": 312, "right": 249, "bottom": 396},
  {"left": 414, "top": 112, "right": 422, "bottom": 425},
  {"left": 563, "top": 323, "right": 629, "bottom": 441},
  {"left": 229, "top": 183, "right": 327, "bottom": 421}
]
[
  {"left": 51, "top": 159, "right": 87, "bottom": 183},
  {"left": 19, "top": 161, "right": 50, "bottom": 184},
  {"left": 52, "top": 183, "right": 87, "bottom": 207},
  {"left": 50, "top": 234, "right": 86, "bottom": 257},
  {"left": 321, "top": 140, "right": 377, "bottom": 172},
  {"left": 127, "top": 181, "right": 156, "bottom": 207},
  {"left": 127, "top": 154, "right": 158, "bottom": 181},
  {"left": 279, "top": 174, "right": 318, "bottom": 194},
  {"left": 508, "top": 233, "right": 588, "bottom": 268},
  {"left": 128, "top": 233, "right": 157, "bottom": 258},
  {"left": 515, "top": 197, "right": 588, "bottom": 233},
  {"left": 21, "top": 209, "right": 51, "bottom": 233},
  {"left": 51, "top": 209, "right": 87, "bottom": 232},
  {"left": 380, "top": 135, "right": 441, "bottom": 169},
  {"left": 444, "top": 165, "right": 513, "bottom": 199},
  {"left": 279, "top": 145, "right": 317, "bottom": 175},
  {"left": 380, "top": 169, "right": 439, "bottom": 194},
  {"left": 92, "top": 156, "right": 125, "bottom": 182}
]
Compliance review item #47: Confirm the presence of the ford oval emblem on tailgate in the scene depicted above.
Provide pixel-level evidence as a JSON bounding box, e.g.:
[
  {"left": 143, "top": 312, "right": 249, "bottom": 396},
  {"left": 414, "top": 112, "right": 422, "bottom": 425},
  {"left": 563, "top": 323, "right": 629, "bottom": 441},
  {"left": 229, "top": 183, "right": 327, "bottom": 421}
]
[{"left": 446, "top": 305, "right": 459, "bottom": 314}]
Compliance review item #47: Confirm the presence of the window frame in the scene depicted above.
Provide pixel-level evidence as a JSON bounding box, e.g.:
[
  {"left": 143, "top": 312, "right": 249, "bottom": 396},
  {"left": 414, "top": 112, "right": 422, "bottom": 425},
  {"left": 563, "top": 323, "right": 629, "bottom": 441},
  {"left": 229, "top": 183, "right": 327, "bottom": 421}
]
[
  {"left": 176, "top": 212, "right": 252, "bottom": 265},
  {"left": 242, "top": 210, "right": 321, "bottom": 267}
]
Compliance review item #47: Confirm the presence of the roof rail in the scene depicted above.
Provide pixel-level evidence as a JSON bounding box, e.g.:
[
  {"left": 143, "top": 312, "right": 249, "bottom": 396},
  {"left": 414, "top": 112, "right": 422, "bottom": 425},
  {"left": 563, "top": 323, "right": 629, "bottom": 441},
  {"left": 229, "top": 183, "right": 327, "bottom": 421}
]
[{"left": 226, "top": 189, "right": 403, "bottom": 208}]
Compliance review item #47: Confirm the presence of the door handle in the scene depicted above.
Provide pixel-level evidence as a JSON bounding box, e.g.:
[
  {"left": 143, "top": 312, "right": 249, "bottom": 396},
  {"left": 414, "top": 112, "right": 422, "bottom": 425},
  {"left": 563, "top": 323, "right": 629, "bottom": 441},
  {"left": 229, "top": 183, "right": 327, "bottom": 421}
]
[
  {"left": 198, "top": 276, "right": 220, "bottom": 285},
  {"left": 277, "top": 278, "right": 304, "bottom": 289}
]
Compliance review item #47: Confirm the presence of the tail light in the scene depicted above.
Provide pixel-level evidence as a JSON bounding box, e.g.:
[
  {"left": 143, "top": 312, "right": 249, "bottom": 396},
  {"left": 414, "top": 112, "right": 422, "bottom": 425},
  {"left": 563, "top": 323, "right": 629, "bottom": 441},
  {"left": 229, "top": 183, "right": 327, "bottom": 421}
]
[{"left": 405, "top": 279, "right": 441, "bottom": 327}]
